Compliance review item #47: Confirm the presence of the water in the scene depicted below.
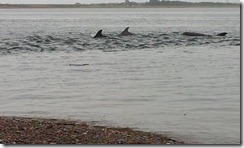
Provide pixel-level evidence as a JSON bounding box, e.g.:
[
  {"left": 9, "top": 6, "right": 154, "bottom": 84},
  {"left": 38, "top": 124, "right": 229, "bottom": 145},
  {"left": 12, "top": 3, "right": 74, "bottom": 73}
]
[{"left": 0, "top": 8, "right": 240, "bottom": 144}]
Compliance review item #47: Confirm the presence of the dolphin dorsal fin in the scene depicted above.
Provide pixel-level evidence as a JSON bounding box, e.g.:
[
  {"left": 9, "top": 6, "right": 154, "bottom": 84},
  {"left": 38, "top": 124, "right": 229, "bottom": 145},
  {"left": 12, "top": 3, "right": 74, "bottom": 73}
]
[
  {"left": 120, "top": 27, "right": 133, "bottom": 36},
  {"left": 124, "top": 27, "right": 129, "bottom": 32},
  {"left": 94, "top": 30, "right": 104, "bottom": 38}
]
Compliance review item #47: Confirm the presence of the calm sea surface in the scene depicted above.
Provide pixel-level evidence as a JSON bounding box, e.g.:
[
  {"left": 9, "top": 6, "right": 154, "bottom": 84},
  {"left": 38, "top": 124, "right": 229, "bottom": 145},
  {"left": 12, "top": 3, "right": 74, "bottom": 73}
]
[{"left": 0, "top": 8, "right": 240, "bottom": 144}]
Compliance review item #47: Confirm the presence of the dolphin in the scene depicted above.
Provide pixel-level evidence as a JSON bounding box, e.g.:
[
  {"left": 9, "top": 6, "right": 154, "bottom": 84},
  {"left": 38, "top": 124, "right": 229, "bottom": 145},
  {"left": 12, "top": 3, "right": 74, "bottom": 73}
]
[
  {"left": 216, "top": 32, "right": 228, "bottom": 36},
  {"left": 94, "top": 30, "right": 107, "bottom": 38},
  {"left": 182, "top": 32, "right": 227, "bottom": 37},
  {"left": 182, "top": 32, "right": 208, "bottom": 36},
  {"left": 120, "top": 27, "right": 134, "bottom": 36}
]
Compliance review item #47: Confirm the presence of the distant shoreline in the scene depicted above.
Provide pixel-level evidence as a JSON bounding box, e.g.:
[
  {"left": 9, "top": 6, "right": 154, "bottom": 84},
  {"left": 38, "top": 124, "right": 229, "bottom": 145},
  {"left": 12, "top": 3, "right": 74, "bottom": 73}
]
[{"left": 0, "top": 2, "right": 240, "bottom": 9}]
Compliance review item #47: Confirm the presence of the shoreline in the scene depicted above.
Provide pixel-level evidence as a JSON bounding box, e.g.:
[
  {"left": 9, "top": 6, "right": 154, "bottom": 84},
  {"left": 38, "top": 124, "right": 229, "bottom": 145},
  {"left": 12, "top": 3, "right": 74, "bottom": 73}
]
[
  {"left": 0, "top": 116, "right": 185, "bottom": 144},
  {"left": 0, "top": 3, "right": 240, "bottom": 9}
]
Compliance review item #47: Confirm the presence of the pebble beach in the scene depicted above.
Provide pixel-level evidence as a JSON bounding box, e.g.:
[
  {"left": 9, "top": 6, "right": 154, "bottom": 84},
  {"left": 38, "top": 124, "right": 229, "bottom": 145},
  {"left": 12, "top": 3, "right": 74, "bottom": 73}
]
[{"left": 0, "top": 116, "right": 185, "bottom": 145}]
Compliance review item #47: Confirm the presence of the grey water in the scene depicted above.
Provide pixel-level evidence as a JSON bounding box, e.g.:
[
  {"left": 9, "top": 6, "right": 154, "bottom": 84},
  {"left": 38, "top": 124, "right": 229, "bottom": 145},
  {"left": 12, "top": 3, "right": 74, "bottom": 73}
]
[{"left": 0, "top": 8, "right": 240, "bottom": 144}]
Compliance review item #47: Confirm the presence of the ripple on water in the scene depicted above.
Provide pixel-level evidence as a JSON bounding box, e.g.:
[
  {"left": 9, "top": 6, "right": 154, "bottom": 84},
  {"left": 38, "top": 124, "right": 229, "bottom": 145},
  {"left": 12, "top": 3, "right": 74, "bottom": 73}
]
[{"left": 0, "top": 32, "right": 240, "bottom": 55}]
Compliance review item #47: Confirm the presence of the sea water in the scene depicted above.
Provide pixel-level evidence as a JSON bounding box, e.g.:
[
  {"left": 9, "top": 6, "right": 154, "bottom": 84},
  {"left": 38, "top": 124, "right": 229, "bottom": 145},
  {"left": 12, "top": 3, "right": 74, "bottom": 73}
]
[{"left": 0, "top": 8, "right": 240, "bottom": 144}]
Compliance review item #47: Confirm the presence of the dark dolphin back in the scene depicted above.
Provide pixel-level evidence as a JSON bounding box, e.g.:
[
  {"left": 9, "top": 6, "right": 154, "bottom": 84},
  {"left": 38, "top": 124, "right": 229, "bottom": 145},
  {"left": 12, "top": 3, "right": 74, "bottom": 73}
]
[
  {"left": 216, "top": 32, "right": 228, "bottom": 36},
  {"left": 183, "top": 32, "right": 228, "bottom": 37},
  {"left": 182, "top": 32, "right": 207, "bottom": 36}
]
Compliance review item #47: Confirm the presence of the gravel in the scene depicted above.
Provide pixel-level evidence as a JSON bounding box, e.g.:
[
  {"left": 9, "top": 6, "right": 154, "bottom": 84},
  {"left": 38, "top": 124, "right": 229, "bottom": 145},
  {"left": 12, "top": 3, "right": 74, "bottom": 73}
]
[{"left": 0, "top": 116, "right": 185, "bottom": 145}]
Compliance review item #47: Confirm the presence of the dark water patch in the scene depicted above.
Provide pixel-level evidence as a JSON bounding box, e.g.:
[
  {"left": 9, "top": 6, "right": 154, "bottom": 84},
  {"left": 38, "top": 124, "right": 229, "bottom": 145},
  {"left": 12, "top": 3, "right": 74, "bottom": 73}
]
[
  {"left": 69, "top": 64, "right": 89, "bottom": 67},
  {"left": 230, "top": 42, "right": 240, "bottom": 46},
  {"left": 8, "top": 46, "right": 22, "bottom": 50}
]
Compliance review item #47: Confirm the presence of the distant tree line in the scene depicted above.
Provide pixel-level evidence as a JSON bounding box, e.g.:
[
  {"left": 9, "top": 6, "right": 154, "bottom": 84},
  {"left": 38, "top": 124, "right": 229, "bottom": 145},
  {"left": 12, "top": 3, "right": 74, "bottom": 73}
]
[
  {"left": 126, "top": 0, "right": 171, "bottom": 4},
  {"left": 149, "top": 0, "right": 168, "bottom": 4},
  {"left": 0, "top": 0, "right": 239, "bottom": 9}
]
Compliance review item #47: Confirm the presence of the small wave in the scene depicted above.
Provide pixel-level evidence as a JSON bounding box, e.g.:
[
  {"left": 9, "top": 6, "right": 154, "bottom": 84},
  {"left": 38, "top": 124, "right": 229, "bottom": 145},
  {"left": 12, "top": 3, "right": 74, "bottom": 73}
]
[{"left": 0, "top": 32, "right": 240, "bottom": 55}]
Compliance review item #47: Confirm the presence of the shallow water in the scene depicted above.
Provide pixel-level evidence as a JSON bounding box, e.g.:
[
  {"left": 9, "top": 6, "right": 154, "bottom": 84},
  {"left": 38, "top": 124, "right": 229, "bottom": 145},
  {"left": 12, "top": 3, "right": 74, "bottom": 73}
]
[{"left": 0, "top": 8, "right": 240, "bottom": 144}]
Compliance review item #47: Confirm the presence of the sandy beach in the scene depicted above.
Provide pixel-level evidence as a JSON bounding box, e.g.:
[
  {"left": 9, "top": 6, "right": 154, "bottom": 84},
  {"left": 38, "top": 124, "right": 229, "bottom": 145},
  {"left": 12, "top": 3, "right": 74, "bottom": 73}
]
[{"left": 0, "top": 116, "right": 185, "bottom": 144}]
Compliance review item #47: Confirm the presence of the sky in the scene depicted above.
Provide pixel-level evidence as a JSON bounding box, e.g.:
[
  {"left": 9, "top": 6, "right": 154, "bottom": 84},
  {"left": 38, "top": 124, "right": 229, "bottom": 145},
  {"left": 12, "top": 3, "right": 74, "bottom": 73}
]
[{"left": 0, "top": 0, "right": 240, "bottom": 4}]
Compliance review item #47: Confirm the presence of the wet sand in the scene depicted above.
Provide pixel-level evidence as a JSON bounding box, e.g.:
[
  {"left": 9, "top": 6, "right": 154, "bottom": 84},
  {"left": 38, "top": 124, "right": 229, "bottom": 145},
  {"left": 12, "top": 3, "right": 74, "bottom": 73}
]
[{"left": 0, "top": 116, "right": 185, "bottom": 144}]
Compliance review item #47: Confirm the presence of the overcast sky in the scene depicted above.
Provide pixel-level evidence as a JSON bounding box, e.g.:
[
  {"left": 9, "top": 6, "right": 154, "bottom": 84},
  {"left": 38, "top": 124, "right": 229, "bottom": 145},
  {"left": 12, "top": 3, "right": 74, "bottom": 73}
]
[{"left": 0, "top": 0, "right": 240, "bottom": 4}]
